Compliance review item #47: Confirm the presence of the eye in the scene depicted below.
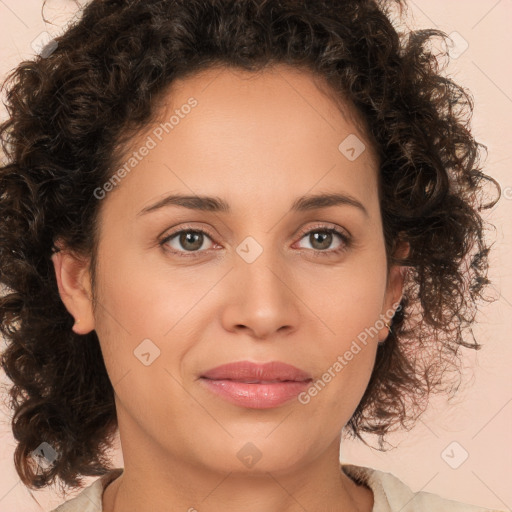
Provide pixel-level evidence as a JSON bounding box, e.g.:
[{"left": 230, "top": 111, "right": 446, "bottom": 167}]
[
  {"left": 161, "top": 227, "right": 216, "bottom": 257},
  {"left": 160, "top": 223, "right": 351, "bottom": 258},
  {"left": 294, "top": 225, "right": 351, "bottom": 255}
]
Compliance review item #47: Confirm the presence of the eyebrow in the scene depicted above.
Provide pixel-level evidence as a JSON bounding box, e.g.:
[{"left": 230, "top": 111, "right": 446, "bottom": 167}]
[{"left": 137, "top": 192, "right": 369, "bottom": 218}]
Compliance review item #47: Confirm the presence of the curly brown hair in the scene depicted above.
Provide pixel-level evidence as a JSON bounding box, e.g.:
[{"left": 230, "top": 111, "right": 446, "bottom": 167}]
[{"left": 0, "top": 0, "right": 501, "bottom": 495}]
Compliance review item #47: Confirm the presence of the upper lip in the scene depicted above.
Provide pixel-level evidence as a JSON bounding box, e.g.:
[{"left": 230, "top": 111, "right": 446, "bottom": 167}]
[{"left": 200, "top": 361, "right": 312, "bottom": 382}]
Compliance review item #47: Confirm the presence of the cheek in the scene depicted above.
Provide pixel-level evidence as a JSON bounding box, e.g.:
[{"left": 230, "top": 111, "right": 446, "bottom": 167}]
[
  {"left": 93, "top": 240, "right": 197, "bottom": 330},
  {"left": 295, "top": 251, "right": 386, "bottom": 395},
  {"left": 302, "top": 291, "right": 380, "bottom": 423},
  {"left": 300, "top": 249, "right": 388, "bottom": 336},
  {"left": 91, "top": 246, "right": 212, "bottom": 373}
]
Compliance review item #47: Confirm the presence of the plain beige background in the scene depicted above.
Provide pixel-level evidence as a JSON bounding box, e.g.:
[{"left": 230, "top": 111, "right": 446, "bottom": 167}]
[{"left": 0, "top": 1, "right": 511, "bottom": 511}]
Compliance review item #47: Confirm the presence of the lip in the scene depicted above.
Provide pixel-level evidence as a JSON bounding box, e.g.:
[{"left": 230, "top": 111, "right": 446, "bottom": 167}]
[
  {"left": 199, "top": 361, "right": 313, "bottom": 409},
  {"left": 200, "top": 360, "right": 312, "bottom": 382}
]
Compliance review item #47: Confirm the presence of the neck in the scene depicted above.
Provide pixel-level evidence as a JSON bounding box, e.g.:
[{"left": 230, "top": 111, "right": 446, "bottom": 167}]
[
  {"left": 102, "top": 402, "right": 373, "bottom": 512},
  {"left": 102, "top": 441, "right": 373, "bottom": 512}
]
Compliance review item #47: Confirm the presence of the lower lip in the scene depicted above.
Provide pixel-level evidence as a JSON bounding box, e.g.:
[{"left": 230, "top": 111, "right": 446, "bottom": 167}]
[{"left": 199, "top": 378, "right": 311, "bottom": 409}]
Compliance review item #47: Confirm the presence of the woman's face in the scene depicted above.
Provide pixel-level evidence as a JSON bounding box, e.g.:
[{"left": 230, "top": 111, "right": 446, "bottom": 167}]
[{"left": 60, "top": 64, "right": 405, "bottom": 476}]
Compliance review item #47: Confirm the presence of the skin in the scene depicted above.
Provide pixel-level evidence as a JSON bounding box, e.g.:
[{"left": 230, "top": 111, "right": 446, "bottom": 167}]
[{"left": 52, "top": 64, "right": 408, "bottom": 512}]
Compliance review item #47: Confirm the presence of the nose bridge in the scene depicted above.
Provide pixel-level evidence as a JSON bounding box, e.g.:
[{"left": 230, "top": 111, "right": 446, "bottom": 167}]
[
  {"left": 221, "top": 231, "right": 300, "bottom": 338},
  {"left": 235, "top": 232, "right": 290, "bottom": 302}
]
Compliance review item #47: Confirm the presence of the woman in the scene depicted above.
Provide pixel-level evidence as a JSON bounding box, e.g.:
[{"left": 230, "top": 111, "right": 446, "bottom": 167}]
[{"left": 0, "top": 0, "right": 503, "bottom": 511}]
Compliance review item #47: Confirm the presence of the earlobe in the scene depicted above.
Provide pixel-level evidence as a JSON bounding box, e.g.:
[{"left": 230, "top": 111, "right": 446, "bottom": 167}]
[{"left": 51, "top": 245, "right": 95, "bottom": 335}]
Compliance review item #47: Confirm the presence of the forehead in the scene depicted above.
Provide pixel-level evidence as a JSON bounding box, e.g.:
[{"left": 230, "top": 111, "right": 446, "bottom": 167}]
[
  {"left": 105, "top": 63, "right": 380, "bottom": 220},
  {"left": 159, "top": 63, "right": 374, "bottom": 150}
]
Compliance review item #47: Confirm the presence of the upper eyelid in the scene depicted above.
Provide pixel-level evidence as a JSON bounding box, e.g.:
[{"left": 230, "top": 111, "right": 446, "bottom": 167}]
[{"left": 296, "top": 223, "right": 349, "bottom": 239}]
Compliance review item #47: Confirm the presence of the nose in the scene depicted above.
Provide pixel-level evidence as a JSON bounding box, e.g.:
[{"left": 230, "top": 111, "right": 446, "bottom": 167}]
[{"left": 220, "top": 251, "right": 301, "bottom": 340}]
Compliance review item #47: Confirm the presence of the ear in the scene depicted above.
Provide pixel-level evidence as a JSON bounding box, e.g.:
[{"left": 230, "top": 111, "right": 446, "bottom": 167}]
[
  {"left": 378, "top": 240, "right": 410, "bottom": 342},
  {"left": 51, "top": 241, "right": 95, "bottom": 335}
]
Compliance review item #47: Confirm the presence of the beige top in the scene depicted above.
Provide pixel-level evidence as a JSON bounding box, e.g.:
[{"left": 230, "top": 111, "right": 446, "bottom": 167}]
[{"left": 50, "top": 463, "right": 505, "bottom": 511}]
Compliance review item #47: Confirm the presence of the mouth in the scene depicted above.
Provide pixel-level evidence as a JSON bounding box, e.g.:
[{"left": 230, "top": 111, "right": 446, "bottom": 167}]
[
  {"left": 201, "top": 378, "right": 312, "bottom": 383},
  {"left": 198, "top": 361, "right": 313, "bottom": 408}
]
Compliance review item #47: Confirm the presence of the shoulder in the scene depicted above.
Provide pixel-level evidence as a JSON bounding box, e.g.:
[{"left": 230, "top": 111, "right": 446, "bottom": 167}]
[
  {"left": 341, "top": 463, "right": 504, "bottom": 512},
  {"left": 49, "top": 468, "right": 123, "bottom": 512}
]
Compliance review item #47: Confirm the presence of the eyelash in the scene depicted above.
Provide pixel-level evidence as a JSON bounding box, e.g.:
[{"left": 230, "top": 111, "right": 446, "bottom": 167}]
[{"left": 159, "top": 223, "right": 352, "bottom": 259}]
